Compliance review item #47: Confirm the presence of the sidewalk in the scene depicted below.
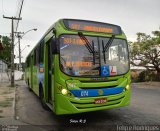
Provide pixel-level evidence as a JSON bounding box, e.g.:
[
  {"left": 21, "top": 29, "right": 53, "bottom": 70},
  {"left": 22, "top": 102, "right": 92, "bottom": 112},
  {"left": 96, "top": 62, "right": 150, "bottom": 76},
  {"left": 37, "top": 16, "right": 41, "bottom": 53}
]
[
  {"left": 0, "top": 81, "right": 26, "bottom": 125},
  {"left": 131, "top": 81, "right": 160, "bottom": 89}
]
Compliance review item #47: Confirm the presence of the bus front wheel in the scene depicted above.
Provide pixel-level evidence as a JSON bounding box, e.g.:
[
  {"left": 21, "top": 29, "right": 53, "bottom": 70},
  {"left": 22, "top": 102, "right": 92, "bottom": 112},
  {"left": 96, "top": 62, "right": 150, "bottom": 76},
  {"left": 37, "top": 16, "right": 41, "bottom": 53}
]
[
  {"left": 39, "top": 86, "right": 49, "bottom": 110},
  {"left": 27, "top": 79, "right": 32, "bottom": 91}
]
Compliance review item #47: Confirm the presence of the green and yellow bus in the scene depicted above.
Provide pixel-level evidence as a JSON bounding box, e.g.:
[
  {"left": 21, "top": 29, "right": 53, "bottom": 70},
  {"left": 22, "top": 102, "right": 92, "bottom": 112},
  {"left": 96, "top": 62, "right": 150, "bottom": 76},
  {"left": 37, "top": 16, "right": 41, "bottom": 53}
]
[{"left": 25, "top": 19, "right": 131, "bottom": 115}]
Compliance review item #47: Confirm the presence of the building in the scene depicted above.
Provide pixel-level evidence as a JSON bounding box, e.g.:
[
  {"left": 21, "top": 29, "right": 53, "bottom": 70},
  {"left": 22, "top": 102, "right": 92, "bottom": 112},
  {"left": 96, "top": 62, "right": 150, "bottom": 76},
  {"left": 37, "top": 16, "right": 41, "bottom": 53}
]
[
  {"left": 0, "top": 60, "right": 8, "bottom": 72},
  {"left": 0, "top": 60, "right": 9, "bottom": 82}
]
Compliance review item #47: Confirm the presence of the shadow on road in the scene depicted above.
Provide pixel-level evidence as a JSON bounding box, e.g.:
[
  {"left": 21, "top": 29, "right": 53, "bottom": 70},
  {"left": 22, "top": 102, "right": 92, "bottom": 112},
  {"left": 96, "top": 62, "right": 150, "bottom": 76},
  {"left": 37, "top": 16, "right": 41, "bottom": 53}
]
[
  {"left": 53, "top": 110, "right": 119, "bottom": 125},
  {"left": 40, "top": 110, "right": 121, "bottom": 131},
  {"left": 15, "top": 81, "right": 160, "bottom": 131}
]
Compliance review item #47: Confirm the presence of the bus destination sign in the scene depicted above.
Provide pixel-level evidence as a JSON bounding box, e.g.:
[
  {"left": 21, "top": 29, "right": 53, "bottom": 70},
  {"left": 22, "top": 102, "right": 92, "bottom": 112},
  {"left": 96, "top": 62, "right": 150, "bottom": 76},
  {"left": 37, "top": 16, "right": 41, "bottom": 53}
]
[{"left": 63, "top": 19, "right": 122, "bottom": 35}]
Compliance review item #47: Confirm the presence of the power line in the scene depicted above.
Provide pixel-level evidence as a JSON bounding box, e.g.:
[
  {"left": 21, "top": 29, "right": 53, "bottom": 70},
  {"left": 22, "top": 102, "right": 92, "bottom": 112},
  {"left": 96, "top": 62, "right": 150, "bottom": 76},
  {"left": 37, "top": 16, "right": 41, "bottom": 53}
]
[{"left": 15, "top": 0, "right": 24, "bottom": 32}]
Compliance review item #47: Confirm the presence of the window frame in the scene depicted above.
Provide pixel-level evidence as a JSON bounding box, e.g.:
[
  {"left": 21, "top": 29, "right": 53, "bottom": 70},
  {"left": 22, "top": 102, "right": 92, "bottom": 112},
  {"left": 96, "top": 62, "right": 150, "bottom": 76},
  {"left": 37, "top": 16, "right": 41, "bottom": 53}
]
[{"left": 58, "top": 34, "right": 130, "bottom": 78}]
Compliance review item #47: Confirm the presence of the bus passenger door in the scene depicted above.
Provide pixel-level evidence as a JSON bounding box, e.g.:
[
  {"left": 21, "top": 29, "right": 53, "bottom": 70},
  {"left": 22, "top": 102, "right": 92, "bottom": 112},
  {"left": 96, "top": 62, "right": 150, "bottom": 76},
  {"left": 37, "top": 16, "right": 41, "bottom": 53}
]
[
  {"left": 30, "top": 54, "right": 34, "bottom": 89},
  {"left": 47, "top": 36, "right": 55, "bottom": 104},
  {"left": 48, "top": 39, "right": 52, "bottom": 102}
]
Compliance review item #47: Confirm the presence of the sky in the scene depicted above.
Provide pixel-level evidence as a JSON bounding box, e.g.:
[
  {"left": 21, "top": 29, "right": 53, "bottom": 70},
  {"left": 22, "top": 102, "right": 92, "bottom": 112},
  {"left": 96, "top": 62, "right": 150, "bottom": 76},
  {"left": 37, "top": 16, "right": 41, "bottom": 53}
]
[{"left": 0, "top": 0, "right": 160, "bottom": 63}]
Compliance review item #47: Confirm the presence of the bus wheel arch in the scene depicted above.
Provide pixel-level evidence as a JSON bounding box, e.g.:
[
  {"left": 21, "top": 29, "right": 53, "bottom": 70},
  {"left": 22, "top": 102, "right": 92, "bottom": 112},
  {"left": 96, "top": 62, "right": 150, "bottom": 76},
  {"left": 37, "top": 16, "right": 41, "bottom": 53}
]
[
  {"left": 39, "top": 83, "right": 49, "bottom": 110},
  {"left": 27, "top": 79, "right": 29, "bottom": 85},
  {"left": 28, "top": 79, "right": 32, "bottom": 91}
]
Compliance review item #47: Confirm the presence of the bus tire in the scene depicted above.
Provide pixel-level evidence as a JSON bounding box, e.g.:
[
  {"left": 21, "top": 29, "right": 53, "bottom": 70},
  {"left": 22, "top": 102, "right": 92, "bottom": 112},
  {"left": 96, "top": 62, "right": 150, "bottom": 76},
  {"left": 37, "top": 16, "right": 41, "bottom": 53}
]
[
  {"left": 27, "top": 79, "right": 32, "bottom": 91},
  {"left": 39, "top": 85, "right": 50, "bottom": 111}
]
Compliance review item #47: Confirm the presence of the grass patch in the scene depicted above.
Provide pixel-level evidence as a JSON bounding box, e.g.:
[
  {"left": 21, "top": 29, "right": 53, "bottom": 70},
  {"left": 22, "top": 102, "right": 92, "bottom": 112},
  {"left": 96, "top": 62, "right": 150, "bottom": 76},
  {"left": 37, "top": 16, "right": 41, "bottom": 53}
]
[
  {"left": 0, "top": 110, "right": 3, "bottom": 113},
  {"left": 5, "top": 97, "right": 14, "bottom": 101},
  {"left": 7, "top": 85, "right": 13, "bottom": 87},
  {"left": 0, "top": 97, "right": 13, "bottom": 107},
  {"left": 0, "top": 116, "right": 4, "bottom": 118},
  {"left": 1, "top": 91, "right": 9, "bottom": 94},
  {"left": 0, "top": 101, "right": 12, "bottom": 107},
  {"left": 0, "top": 88, "right": 14, "bottom": 95}
]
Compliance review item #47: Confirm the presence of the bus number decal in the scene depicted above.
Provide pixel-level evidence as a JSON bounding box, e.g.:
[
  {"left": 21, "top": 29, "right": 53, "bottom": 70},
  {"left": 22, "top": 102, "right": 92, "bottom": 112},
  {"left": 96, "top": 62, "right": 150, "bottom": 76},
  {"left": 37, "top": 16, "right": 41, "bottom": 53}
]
[{"left": 81, "top": 90, "right": 88, "bottom": 97}]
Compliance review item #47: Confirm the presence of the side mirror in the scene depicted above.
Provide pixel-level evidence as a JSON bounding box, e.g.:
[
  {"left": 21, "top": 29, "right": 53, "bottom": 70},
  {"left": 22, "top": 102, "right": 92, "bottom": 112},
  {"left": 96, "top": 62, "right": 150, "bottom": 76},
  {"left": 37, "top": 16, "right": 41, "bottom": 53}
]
[
  {"left": 52, "top": 35, "right": 57, "bottom": 54},
  {"left": 51, "top": 29, "right": 58, "bottom": 54}
]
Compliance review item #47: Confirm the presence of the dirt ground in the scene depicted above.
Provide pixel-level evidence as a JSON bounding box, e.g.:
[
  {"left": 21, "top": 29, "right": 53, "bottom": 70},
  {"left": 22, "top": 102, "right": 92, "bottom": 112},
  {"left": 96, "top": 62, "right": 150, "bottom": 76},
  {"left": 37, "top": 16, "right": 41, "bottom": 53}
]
[{"left": 0, "top": 82, "right": 15, "bottom": 118}]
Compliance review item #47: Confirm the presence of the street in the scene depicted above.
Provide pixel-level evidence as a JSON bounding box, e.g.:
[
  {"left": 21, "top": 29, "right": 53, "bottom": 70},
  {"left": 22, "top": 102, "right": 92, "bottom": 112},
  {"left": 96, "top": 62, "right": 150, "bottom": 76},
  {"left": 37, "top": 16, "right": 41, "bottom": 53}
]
[{"left": 15, "top": 81, "right": 160, "bottom": 131}]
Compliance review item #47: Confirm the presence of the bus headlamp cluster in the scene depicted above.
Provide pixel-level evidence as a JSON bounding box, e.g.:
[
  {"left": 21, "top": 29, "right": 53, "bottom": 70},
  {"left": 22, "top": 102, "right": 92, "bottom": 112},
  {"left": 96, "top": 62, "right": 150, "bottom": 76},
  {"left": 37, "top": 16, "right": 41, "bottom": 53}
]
[
  {"left": 61, "top": 88, "right": 68, "bottom": 95},
  {"left": 125, "top": 84, "right": 130, "bottom": 90}
]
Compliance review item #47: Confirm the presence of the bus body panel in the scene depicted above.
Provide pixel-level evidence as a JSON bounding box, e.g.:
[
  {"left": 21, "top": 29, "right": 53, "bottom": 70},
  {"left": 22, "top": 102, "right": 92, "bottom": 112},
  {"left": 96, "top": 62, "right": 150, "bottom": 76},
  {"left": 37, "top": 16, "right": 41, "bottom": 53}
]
[
  {"left": 55, "top": 89, "right": 130, "bottom": 115},
  {"left": 25, "top": 19, "right": 131, "bottom": 115}
]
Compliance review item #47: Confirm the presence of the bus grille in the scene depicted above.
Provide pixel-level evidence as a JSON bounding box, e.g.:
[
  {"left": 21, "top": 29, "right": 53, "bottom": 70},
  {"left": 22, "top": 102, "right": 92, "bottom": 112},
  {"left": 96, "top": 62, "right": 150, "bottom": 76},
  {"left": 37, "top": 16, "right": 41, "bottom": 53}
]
[
  {"left": 78, "top": 77, "right": 122, "bottom": 89},
  {"left": 70, "top": 94, "right": 125, "bottom": 109}
]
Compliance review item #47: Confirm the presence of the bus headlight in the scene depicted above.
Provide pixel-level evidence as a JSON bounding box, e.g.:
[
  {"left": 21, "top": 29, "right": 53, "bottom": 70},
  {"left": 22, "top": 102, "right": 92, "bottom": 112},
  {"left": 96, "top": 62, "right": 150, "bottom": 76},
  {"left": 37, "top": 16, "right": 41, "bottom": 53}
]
[
  {"left": 61, "top": 88, "right": 68, "bottom": 95},
  {"left": 125, "top": 84, "right": 130, "bottom": 90}
]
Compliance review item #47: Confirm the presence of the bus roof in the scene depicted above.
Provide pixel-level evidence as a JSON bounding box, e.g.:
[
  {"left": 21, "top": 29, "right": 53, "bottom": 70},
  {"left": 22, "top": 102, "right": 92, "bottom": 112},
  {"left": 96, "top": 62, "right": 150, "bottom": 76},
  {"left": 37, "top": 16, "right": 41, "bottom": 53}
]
[{"left": 42, "top": 19, "right": 123, "bottom": 39}]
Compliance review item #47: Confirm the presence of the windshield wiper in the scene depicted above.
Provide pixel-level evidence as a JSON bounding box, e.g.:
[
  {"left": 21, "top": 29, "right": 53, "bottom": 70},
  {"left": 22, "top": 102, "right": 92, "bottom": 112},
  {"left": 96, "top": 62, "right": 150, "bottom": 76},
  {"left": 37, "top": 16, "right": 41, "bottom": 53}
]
[
  {"left": 78, "top": 32, "right": 93, "bottom": 53},
  {"left": 78, "top": 32, "right": 96, "bottom": 64},
  {"left": 102, "top": 40, "right": 106, "bottom": 64},
  {"left": 102, "top": 35, "right": 115, "bottom": 63}
]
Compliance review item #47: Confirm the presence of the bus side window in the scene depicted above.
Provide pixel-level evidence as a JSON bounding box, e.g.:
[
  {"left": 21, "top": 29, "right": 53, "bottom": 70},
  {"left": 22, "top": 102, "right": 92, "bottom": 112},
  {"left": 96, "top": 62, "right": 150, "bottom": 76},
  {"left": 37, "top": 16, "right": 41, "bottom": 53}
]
[
  {"left": 38, "top": 43, "right": 41, "bottom": 63},
  {"left": 36, "top": 45, "right": 39, "bottom": 65},
  {"left": 34, "top": 49, "right": 36, "bottom": 65},
  {"left": 51, "top": 35, "right": 57, "bottom": 54},
  {"left": 25, "top": 58, "right": 28, "bottom": 68},
  {"left": 39, "top": 41, "right": 44, "bottom": 63},
  {"left": 27, "top": 57, "right": 30, "bottom": 67}
]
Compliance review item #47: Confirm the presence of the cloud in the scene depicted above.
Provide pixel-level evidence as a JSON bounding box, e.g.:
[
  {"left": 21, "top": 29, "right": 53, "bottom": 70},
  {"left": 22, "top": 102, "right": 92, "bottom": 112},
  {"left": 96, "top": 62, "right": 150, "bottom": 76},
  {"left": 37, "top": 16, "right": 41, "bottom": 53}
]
[{"left": 1, "top": 0, "right": 160, "bottom": 62}]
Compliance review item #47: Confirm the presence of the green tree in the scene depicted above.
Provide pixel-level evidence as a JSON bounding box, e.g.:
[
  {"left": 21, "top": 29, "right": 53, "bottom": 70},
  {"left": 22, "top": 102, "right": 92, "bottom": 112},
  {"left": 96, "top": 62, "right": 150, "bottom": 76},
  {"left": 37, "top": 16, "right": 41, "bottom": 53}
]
[
  {"left": 0, "top": 35, "right": 11, "bottom": 67},
  {"left": 130, "top": 30, "right": 160, "bottom": 79}
]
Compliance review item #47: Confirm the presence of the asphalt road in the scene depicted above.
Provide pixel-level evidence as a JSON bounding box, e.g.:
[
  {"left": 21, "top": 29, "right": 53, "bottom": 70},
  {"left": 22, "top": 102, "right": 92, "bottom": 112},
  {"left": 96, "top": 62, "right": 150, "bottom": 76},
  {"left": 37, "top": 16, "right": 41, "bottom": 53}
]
[{"left": 15, "top": 81, "right": 160, "bottom": 131}]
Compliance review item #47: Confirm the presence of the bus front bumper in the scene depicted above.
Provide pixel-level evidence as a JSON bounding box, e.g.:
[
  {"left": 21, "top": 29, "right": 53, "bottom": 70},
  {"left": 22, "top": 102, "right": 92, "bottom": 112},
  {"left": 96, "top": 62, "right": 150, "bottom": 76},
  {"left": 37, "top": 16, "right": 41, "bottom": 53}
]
[{"left": 54, "top": 89, "right": 131, "bottom": 115}]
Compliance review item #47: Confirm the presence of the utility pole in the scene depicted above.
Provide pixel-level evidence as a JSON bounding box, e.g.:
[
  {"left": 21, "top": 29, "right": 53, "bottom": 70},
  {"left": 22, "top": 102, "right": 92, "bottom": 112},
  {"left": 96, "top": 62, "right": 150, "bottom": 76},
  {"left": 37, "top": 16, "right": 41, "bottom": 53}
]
[
  {"left": 3, "top": 15, "right": 22, "bottom": 87},
  {"left": 15, "top": 32, "right": 24, "bottom": 70}
]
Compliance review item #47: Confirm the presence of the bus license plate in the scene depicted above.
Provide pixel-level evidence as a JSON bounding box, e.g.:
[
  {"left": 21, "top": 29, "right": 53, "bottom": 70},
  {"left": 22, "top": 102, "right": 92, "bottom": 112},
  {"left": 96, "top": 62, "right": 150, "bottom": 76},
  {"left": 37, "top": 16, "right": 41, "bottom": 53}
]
[{"left": 95, "top": 98, "right": 107, "bottom": 104}]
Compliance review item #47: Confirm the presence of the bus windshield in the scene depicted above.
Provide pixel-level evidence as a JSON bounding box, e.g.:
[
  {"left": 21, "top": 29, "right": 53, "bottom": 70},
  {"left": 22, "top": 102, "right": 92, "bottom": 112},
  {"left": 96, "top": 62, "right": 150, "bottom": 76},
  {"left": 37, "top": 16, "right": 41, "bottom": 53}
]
[{"left": 59, "top": 34, "right": 129, "bottom": 77}]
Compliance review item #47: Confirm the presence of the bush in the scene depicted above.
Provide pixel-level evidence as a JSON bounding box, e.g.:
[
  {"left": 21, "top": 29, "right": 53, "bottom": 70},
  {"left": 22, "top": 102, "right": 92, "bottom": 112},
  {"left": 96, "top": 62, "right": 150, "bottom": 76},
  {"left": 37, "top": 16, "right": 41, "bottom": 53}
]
[
  {"left": 138, "top": 71, "right": 146, "bottom": 82},
  {"left": 131, "top": 71, "right": 139, "bottom": 82},
  {"left": 137, "top": 70, "right": 160, "bottom": 82}
]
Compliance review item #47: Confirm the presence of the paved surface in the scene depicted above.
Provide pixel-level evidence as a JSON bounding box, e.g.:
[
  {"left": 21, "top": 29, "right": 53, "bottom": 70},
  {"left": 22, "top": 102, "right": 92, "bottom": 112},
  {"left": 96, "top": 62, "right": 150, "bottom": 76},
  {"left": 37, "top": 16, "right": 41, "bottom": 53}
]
[
  {"left": 0, "top": 82, "right": 14, "bottom": 119},
  {"left": 2, "top": 81, "right": 160, "bottom": 131},
  {"left": 0, "top": 81, "right": 27, "bottom": 127}
]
